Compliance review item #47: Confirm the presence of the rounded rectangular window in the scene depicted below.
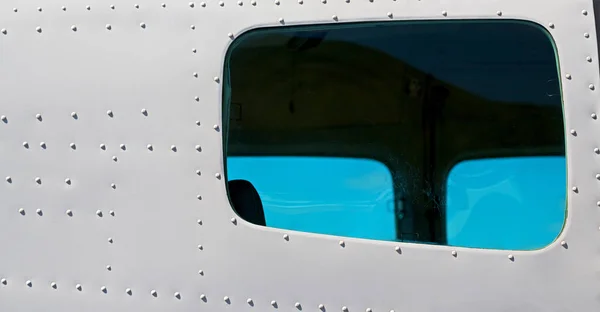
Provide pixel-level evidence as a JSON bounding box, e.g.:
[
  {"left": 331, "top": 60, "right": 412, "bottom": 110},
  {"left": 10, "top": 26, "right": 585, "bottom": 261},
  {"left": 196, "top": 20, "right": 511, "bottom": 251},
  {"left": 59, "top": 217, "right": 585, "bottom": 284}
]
[{"left": 223, "top": 19, "right": 565, "bottom": 250}]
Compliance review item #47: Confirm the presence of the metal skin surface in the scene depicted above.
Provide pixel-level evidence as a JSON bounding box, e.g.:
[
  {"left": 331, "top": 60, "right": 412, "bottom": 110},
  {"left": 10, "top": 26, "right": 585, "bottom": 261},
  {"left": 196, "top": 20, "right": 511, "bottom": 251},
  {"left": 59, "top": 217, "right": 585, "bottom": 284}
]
[{"left": 0, "top": 0, "right": 598, "bottom": 311}]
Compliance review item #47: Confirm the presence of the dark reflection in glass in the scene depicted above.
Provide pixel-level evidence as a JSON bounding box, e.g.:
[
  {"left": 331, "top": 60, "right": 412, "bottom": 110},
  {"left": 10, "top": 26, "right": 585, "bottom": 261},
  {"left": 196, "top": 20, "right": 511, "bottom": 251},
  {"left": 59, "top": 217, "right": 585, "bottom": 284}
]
[{"left": 224, "top": 20, "right": 565, "bottom": 250}]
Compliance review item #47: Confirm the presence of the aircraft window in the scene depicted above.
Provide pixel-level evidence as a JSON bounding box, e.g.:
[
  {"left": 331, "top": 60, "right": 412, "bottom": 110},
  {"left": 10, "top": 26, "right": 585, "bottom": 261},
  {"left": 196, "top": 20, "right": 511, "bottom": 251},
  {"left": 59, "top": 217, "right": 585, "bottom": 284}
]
[{"left": 223, "top": 19, "right": 565, "bottom": 250}]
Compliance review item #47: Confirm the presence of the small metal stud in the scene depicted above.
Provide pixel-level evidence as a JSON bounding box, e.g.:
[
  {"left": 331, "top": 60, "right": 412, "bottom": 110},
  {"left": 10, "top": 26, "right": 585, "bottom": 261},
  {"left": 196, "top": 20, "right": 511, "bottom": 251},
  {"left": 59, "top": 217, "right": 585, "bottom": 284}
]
[
  {"left": 112, "top": 156, "right": 117, "bottom": 162},
  {"left": 107, "top": 110, "right": 113, "bottom": 117},
  {"left": 120, "top": 144, "right": 126, "bottom": 150},
  {"left": 585, "top": 33, "right": 590, "bottom": 38},
  {"left": 296, "top": 302, "right": 302, "bottom": 309},
  {"left": 36, "top": 209, "right": 42, "bottom": 216},
  {"left": 366, "top": 309, "right": 372, "bottom": 312},
  {"left": 238, "top": 1, "right": 243, "bottom": 5},
  {"left": 190, "top": 2, "right": 196, "bottom": 7},
  {"left": 111, "top": 5, "right": 115, "bottom": 9},
  {"left": 319, "top": 304, "right": 325, "bottom": 311},
  {"left": 151, "top": 290, "right": 158, "bottom": 297},
  {"left": 62, "top": 6, "right": 67, "bottom": 11},
  {"left": 548, "top": 23, "right": 555, "bottom": 29},
  {"left": 508, "top": 254, "right": 514, "bottom": 261},
  {"left": 23, "top": 142, "right": 29, "bottom": 149},
  {"left": 140, "top": 23, "right": 146, "bottom": 29},
  {"left": 111, "top": 183, "right": 116, "bottom": 189},
  {"left": 251, "top": 0, "right": 257, "bottom": 5},
  {"left": 197, "top": 219, "right": 203, "bottom": 225},
  {"left": 275, "top": 0, "right": 280, "bottom": 5},
  {"left": 452, "top": 250, "right": 457, "bottom": 257},
  {"left": 597, "top": 201, "right": 600, "bottom": 207},
  {"left": 322, "top": 0, "right": 327, "bottom": 3},
  {"left": 101, "top": 286, "right": 107, "bottom": 293},
  {"left": 134, "top": 4, "right": 140, "bottom": 9},
  {"left": 106, "top": 24, "right": 112, "bottom": 30},
  {"left": 214, "top": 77, "right": 220, "bottom": 83},
  {"left": 198, "top": 244, "right": 203, "bottom": 250},
  {"left": 213, "top": 125, "right": 219, "bottom": 131},
  {"left": 147, "top": 144, "right": 153, "bottom": 151},
  {"left": 572, "top": 186, "right": 578, "bottom": 193},
  {"left": 171, "top": 145, "right": 177, "bottom": 152},
  {"left": 193, "top": 72, "right": 198, "bottom": 78},
  {"left": 583, "top": 10, "right": 588, "bottom": 15},
  {"left": 442, "top": 11, "right": 447, "bottom": 16},
  {"left": 162, "top": 3, "right": 167, "bottom": 8},
  {"left": 570, "top": 129, "right": 576, "bottom": 136},
  {"left": 141, "top": 108, "right": 148, "bottom": 116},
  {"left": 279, "top": 18, "right": 285, "bottom": 24},
  {"left": 590, "top": 84, "right": 595, "bottom": 90},
  {"left": 1, "top": 115, "right": 6, "bottom": 122},
  {"left": 339, "top": 240, "right": 345, "bottom": 247},
  {"left": 65, "top": 178, "right": 71, "bottom": 185},
  {"left": 565, "top": 73, "right": 571, "bottom": 79},
  {"left": 108, "top": 237, "right": 114, "bottom": 244},
  {"left": 595, "top": 148, "right": 600, "bottom": 154},
  {"left": 126, "top": 288, "right": 132, "bottom": 295},
  {"left": 201, "top": 294, "right": 207, "bottom": 301},
  {"left": 5, "top": 176, "right": 11, "bottom": 183},
  {"left": 587, "top": 56, "right": 593, "bottom": 62},
  {"left": 40, "top": 142, "right": 46, "bottom": 149},
  {"left": 76, "top": 284, "right": 82, "bottom": 291},
  {"left": 26, "top": 280, "right": 32, "bottom": 287},
  {"left": 333, "top": 15, "right": 338, "bottom": 21},
  {"left": 1, "top": 29, "right": 6, "bottom": 35},
  {"left": 496, "top": 11, "right": 502, "bottom": 16},
  {"left": 86, "top": 6, "right": 91, "bottom": 10},
  {"left": 560, "top": 240, "right": 568, "bottom": 248},
  {"left": 196, "top": 170, "right": 202, "bottom": 176},
  {"left": 228, "top": 33, "right": 234, "bottom": 39},
  {"left": 197, "top": 195, "right": 202, "bottom": 200},
  {"left": 51, "top": 282, "right": 57, "bottom": 289},
  {"left": 387, "top": 12, "right": 393, "bottom": 18},
  {"left": 395, "top": 246, "right": 401, "bottom": 254},
  {"left": 247, "top": 298, "right": 253, "bottom": 305},
  {"left": 100, "top": 144, "right": 106, "bottom": 150},
  {"left": 1, "top": 278, "right": 6, "bottom": 285},
  {"left": 36, "top": 26, "right": 42, "bottom": 33},
  {"left": 299, "top": 0, "right": 304, "bottom": 4},
  {"left": 342, "top": 306, "right": 349, "bottom": 312},
  {"left": 271, "top": 300, "right": 278, "bottom": 307},
  {"left": 196, "top": 121, "right": 201, "bottom": 126},
  {"left": 224, "top": 296, "right": 230, "bottom": 303},
  {"left": 106, "top": 265, "right": 112, "bottom": 271},
  {"left": 13, "top": 8, "right": 17, "bottom": 12},
  {"left": 192, "top": 49, "right": 197, "bottom": 53},
  {"left": 109, "top": 210, "right": 115, "bottom": 216},
  {"left": 71, "top": 112, "right": 78, "bottom": 119},
  {"left": 96, "top": 210, "right": 103, "bottom": 217},
  {"left": 174, "top": 292, "right": 181, "bottom": 299},
  {"left": 35, "top": 177, "right": 41, "bottom": 184},
  {"left": 19, "top": 208, "right": 25, "bottom": 215},
  {"left": 215, "top": 173, "right": 221, "bottom": 179},
  {"left": 71, "top": 25, "right": 77, "bottom": 32},
  {"left": 231, "top": 217, "right": 237, "bottom": 225},
  {"left": 195, "top": 96, "right": 200, "bottom": 102},
  {"left": 201, "top": 2, "right": 207, "bottom": 7},
  {"left": 596, "top": 174, "right": 600, "bottom": 180},
  {"left": 198, "top": 269, "right": 204, "bottom": 275},
  {"left": 195, "top": 145, "right": 202, "bottom": 152},
  {"left": 219, "top": 1, "right": 225, "bottom": 6},
  {"left": 38, "top": 7, "right": 42, "bottom": 12},
  {"left": 66, "top": 210, "right": 73, "bottom": 217},
  {"left": 36, "top": 114, "right": 42, "bottom": 121},
  {"left": 283, "top": 234, "right": 289, "bottom": 241},
  {"left": 592, "top": 113, "right": 597, "bottom": 119}
]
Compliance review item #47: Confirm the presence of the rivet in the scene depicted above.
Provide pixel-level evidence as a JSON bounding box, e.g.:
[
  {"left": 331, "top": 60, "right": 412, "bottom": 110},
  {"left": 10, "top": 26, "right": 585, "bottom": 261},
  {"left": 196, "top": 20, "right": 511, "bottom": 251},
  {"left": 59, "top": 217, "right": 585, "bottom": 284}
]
[
  {"left": 201, "top": 294, "right": 207, "bottom": 301},
  {"left": 247, "top": 298, "right": 253, "bottom": 305},
  {"left": 37, "top": 7, "right": 42, "bottom": 12},
  {"left": 565, "top": 73, "right": 571, "bottom": 79},
  {"left": 215, "top": 173, "right": 221, "bottom": 179},
  {"left": 107, "top": 110, "right": 113, "bottom": 117},
  {"left": 560, "top": 240, "right": 568, "bottom": 248},
  {"left": 196, "top": 170, "right": 201, "bottom": 175},
  {"left": 333, "top": 15, "right": 338, "bottom": 21},
  {"left": 1, "top": 278, "right": 6, "bottom": 285},
  {"left": 366, "top": 309, "right": 372, "bottom": 312},
  {"left": 572, "top": 186, "right": 578, "bottom": 193},
  {"left": 322, "top": 0, "right": 327, "bottom": 3},
  {"left": 40, "top": 142, "right": 46, "bottom": 149},
  {"left": 106, "top": 24, "right": 112, "bottom": 30},
  {"left": 570, "top": 129, "right": 576, "bottom": 136},
  {"left": 36, "top": 114, "right": 42, "bottom": 121},
  {"left": 86, "top": 6, "right": 91, "bottom": 10},
  {"left": 96, "top": 210, "right": 103, "bottom": 217},
  {"left": 36, "top": 209, "right": 42, "bottom": 216},
  {"left": 109, "top": 210, "right": 115, "bottom": 216},
  {"left": 76, "top": 284, "right": 82, "bottom": 291},
  {"left": 224, "top": 296, "right": 230, "bottom": 303},
  {"left": 13, "top": 8, "right": 17, "bottom": 12},
  {"left": 162, "top": 3, "right": 167, "bottom": 8},
  {"left": 108, "top": 237, "right": 114, "bottom": 244},
  {"left": 65, "top": 178, "right": 71, "bottom": 185},
  {"left": 590, "top": 84, "right": 595, "bottom": 90},
  {"left": 251, "top": 0, "right": 257, "bottom": 5},
  {"left": 198, "top": 270, "right": 204, "bottom": 275},
  {"left": 140, "top": 23, "right": 146, "bottom": 29},
  {"left": 151, "top": 290, "right": 158, "bottom": 297},
  {"left": 174, "top": 292, "right": 181, "bottom": 299},
  {"left": 112, "top": 156, "right": 118, "bottom": 162},
  {"left": 197, "top": 219, "right": 203, "bottom": 225},
  {"left": 339, "top": 240, "right": 345, "bottom": 247},
  {"left": 442, "top": 11, "right": 447, "bottom": 16},
  {"left": 592, "top": 113, "right": 597, "bottom": 119},
  {"left": 120, "top": 144, "right": 126, "bottom": 150},
  {"left": 5, "top": 176, "right": 11, "bottom": 183},
  {"left": 228, "top": 33, "right": 234, "bottom": 39},
  {"left": 201, "top": 2, "right": 207, "bottom": 7},
  {"left": 141, "top": 108, "right": 148, "bottom": 116},
  {"left": 587, "top": 56, "right": 593, "bottom": 62},
  {"left": 36, "top": 26, "right": 42, "bottom": 33},
  {"left": 19, "top": 208, "right": 25, "bottom": 215},
  {"left": 583, "top": 10, "right": 588, "bottom": 15},
  {"left": 1, "top": 115, "right": 6, "bottom": 122},
  {"left": 71, "top": 25, "right": 77, "bottom": 32},
  {"left": 596, "top": 174, "right": 600, "bottom": 180},
  {"left": 26, "top": 280, "right": 32, "bottom": 287},
  {"left": 299, "top": 0, "right": 304, "bottom": 4},
  {"left": 196, "top": 121, "right": 201, "bottom": 126},
  {"left": 214, "top": 77, "right": 220, "bottom": 82},
  {"left": 35, "top": 177, "right": 41, "bottom": 184},
  {"left": 193, "top": 72, "right": 199, "bottom": 78},
  {"left": 62, "top": 6, "right": 67, "bottom": 11},
  {"left": 451, "top": 250, "right": 457, "bottom": 257},
  {"left": 100, "top": 144, "right": 106, "bottom": 150},
  {"left": 496, "top": 11, "right": 502, "bottom": 16},
  {"left": 548, "top": 23, "right": 555, "bottom": 29},
  {"left": 106, "top": 265, "right": 112, "bottom": 271},
  {"left": 238, "top": 1, "right": 243, "bottom": 5},
  {"left": 171, "top": 145, "right": 177, "bottom": 152},
  {"left": 283, "top": 234, "right": 289, "bottom": 241},
  {"left": 279, "top": 18, "right": 285, "bottom": 24},
  {"left": 271, "top": 300, "right": 278, "bottom": 307},
  {"left": 192, "top": 49, "right": 197, "bottom": 53},
  {"left": 585, "top": 32, "right": 590, "bottom": 38},
  {"left": 595, "top": 148, "right": 600, "bottom": 154},
  {"left": 111, "top": 183, "right": 116, "bottom": 189},
  {"left": 231, "top": 217, "right": 237, "bottom": 224},
  {"left": 597, "top": 201, "right": 600, "bottom": 207},
  {"left": 71, "top": 112, "right": 78, "bottom": 119},
  {"left": 275, "top": 0, "right": 280, "bottom": 5},
  {"left": 23, "top": 142, "right": 29, "bottom": 149},
  {"left": 319, "top": 304, "right": 325, "bottom": 311},
  {"left": 1, "top": 29, "right": 6, "bottom": 35},
  {"left": 198, "top": 244, "right": 203, "bottom": 250},
  {"left": 147, "top": 144, "right": 153, "bottom": 151},
  {"left": 51, "top": 282, "right": 57, "bottom": 289},
  {"left": 508, "top": 254, "right": 514, "bottom": 261},
  {"left": 111, "top": 5, "right": 115, "bottom": 9},
  {"left": 395, "top": 246, "right": 401, "bottom": 254},
  {"left": 66, "top": 210, "right": 73, "bottom": 217},
  {"left": 342, "top": 306, "right": 349, "bottom": 312},
  {"left": 387, "top": 12, "right": 393, "bottom": 18},
  {"left": 195, "top": 145, "right": 202, "bottom": 152},
  {"left": 101, "top": 286, "right": 107, "bottom": 293},
  {"left": 134, "top": 4, "right": 140, "bottom": 9},
  {"left": 296, "top": 302, "right": 302, "bottom": 309},
  {"left": 126, "top": 288, "right": 132, "bottom": 295},
  {"left": 197, "top": 195, "right": 202, "bottom": 200},
  {"left": 219, "top": 1, "right": 225, "bottom": 6}
]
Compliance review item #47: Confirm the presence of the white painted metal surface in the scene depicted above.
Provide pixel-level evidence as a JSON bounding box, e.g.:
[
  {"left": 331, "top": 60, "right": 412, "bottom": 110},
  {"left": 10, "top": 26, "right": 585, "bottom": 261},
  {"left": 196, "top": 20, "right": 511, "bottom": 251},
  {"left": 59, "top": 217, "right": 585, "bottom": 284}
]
[{"left": 0, "top": 0, "right": 598, "bottom": 311}]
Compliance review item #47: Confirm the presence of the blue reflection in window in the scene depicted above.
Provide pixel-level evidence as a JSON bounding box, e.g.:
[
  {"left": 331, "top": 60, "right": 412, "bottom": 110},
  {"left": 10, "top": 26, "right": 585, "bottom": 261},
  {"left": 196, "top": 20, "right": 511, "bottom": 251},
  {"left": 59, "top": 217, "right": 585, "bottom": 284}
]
[
  {"left": 227, "top": 156, "right": 396, "bottom": 241},
  {"left": 446, "top": 156, "right": 566, "bottom": 250}
]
